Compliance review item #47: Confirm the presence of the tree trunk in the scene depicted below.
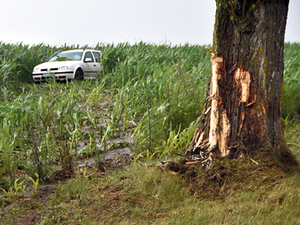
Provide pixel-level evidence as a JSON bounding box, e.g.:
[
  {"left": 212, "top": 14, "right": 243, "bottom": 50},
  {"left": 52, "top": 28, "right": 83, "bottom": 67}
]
[{"left": 187, "top": 0, "right": 297, "bottom": 169}]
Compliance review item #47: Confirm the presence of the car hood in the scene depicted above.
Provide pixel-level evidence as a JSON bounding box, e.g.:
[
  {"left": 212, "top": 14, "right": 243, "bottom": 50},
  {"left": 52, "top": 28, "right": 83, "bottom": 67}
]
[{"left": 34, "top": 61, "right": 79, "bottom": 69}]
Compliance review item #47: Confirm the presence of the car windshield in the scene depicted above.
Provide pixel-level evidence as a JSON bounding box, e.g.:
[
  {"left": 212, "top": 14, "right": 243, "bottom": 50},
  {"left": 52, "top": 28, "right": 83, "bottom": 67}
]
[{"left": 48, "top": 51, "right": 83, "bottom": 62}]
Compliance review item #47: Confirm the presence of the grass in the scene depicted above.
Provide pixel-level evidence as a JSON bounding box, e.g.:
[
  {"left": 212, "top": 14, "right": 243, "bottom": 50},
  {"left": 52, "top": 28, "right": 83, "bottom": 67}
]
[{"left": 2, "top": 153, "right": 298, "bottom": 224}]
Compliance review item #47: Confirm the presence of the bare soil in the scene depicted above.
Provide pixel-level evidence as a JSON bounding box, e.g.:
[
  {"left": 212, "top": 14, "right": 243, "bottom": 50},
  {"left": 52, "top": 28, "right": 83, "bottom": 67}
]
[
  {"left": 0, "top": 140, "right": 133, "bottom": 224},
  {"left": 156, "top": 150, "right": 298, "bottom": 200}
]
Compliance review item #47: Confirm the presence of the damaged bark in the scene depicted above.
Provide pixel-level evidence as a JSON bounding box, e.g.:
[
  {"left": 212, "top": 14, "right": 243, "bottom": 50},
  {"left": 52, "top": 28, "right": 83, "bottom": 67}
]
[{"left": 186, "top": 0, "right": 298, "bottom": 169}]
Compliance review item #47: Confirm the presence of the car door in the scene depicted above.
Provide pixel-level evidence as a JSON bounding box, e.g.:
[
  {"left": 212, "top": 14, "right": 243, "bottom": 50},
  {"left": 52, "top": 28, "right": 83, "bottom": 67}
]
[{"left": 82, "top": 51, "right": 99, "bottom": 78}]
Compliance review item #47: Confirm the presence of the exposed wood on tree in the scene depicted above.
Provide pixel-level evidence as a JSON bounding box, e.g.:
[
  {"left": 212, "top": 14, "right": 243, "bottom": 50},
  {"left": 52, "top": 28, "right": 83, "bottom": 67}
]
[{"left": 208, "top": 51, "right": 231, "bottom": 158}]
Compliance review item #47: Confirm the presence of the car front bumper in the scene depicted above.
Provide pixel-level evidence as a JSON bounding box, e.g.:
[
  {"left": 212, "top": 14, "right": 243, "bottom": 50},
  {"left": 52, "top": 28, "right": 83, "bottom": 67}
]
[{"left": 32, "top": 71, "right": 74, "bottom": 82}]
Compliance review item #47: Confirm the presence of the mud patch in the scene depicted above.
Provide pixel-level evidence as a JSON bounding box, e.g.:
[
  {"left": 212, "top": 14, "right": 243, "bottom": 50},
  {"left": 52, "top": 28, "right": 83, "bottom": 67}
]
[
  {"left": 75, "top": 147, "right": 133, "bottom": 174},
  {"left": 156, "top": 153, "right": 287, "bottom": 200},
  {"left": 1, "top": 184, "right": 56, "bottom": 225}
]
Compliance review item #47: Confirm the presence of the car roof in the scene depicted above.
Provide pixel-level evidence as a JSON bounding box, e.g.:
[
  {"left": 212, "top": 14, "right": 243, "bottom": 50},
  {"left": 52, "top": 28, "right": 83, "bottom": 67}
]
[
  {"left": 45, "top": 49, "right": 101, "bottom": 62},
  {"left": 61, "top": 49, "right": 101, "bottom": 53}
]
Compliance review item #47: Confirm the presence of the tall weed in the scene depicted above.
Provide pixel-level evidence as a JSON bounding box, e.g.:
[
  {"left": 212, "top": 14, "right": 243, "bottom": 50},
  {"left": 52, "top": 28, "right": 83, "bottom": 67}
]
[{"left": 282, "top": 42, "right": 300, "bottom": 118}]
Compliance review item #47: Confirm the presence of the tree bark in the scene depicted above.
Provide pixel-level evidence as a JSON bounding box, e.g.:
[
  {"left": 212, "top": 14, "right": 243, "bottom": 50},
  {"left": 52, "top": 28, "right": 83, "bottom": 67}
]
[{"left": 187, "top": 0, "right": 298, "bottom": 169}]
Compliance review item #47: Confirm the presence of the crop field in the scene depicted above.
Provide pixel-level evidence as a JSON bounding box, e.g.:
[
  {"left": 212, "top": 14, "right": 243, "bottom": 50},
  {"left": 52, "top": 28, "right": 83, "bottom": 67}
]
[
  {"left": 0, "top": 42, "right": 300, "bottom": 224},
  {"left": 0, "top": 42, "right": 212, "bottom": 184}
]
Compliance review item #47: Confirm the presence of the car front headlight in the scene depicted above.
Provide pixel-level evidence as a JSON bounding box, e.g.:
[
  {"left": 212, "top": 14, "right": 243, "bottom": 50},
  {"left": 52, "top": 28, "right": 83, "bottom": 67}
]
[
  {"left": 33, "top": 67, "right": 41, "bottom": 73},
  {"left": 59, "top": 66, "right": 68, "bottom": 71}
]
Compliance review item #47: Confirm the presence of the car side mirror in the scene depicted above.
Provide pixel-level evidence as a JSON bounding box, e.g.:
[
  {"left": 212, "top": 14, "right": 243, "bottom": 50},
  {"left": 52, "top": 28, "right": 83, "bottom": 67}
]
[{"left": 84, "top": 58, "right": 93, "bottom": 62}]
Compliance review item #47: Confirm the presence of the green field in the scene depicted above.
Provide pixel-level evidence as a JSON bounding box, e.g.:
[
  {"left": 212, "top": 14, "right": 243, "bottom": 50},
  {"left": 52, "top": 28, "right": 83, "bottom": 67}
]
[{"left": 0, "top": 42, "right": 300, "bottom": 224}]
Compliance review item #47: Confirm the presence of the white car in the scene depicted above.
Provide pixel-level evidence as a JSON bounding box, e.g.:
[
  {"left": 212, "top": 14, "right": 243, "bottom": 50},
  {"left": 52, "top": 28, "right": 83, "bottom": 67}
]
[{"left": 32, "top": 49, "right": 102, "bottom": 83}]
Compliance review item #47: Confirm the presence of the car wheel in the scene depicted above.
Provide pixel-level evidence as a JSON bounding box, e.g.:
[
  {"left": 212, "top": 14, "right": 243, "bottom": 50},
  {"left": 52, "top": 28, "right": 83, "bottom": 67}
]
[{"left": 75, "top": 69, "right": 84, "bottom": 80}]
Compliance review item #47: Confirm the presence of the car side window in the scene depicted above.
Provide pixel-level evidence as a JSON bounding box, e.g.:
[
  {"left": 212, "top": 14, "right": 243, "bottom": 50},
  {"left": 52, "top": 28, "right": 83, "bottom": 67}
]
[
  {"left": 84, "top": 51, "right": 94, "bottom": 62},
  {"left": 92, "top": 52, "right": 101, "bottom": 63}
]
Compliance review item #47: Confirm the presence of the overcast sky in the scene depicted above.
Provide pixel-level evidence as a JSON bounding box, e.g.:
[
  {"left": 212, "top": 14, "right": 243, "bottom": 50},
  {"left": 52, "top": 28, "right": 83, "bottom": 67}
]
[{"left": 1, "top": 0, "right": 299, "bottom": 47}]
